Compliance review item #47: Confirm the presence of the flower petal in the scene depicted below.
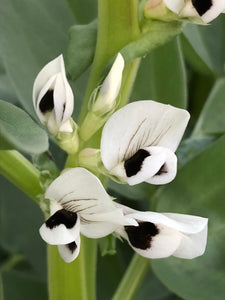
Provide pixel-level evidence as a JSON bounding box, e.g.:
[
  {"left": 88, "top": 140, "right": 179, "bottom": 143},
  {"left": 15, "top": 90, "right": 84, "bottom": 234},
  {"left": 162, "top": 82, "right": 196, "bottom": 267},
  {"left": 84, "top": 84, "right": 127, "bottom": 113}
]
[
  {"left": 163, "top": 0, "right": 185, "bottom": 13},
  {"left": 145, "top": 147, "right": 177, "bottom": 185},
  {"left": 80, "top": 209, "right": 137, "bottom": 238},
  {"left": 199, "top": 1, "right": 225, "bottom": 23},
  {"left": 116, "top": 206, "right": 208, "bottom": 259},
  {"left": 33, "top": 55, "right": 63, "bottom": 109},
  {"left": 39, "top": 209, "right": 80, "bottom": 245},
  {"left": 124, "top": 147, "right": 166, "bottom": 185},
  {"left": 93, "top": 53, "right": 124, "bottom": 113},
  {"left": 45, "top": 168, "right": 130, "bottom": 227},
  {"left": 33, "top": 54, "right": 74, "bottom": 132},
  {"left": 173, "top": 224, "right": 208, "bottom": 259},
  {"left": 101, "top": 100, "right": 190, "bottom": 171},
  {"left": 58, "top": 235, "right": 81, "bottom": 263}
]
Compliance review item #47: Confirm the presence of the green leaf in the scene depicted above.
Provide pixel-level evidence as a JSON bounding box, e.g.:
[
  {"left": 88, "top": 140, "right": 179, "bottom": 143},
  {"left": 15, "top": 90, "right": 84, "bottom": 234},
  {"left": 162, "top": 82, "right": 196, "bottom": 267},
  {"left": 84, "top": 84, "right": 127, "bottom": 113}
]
[
  {"left": 131, "top": 37, "right": 187, "bottom": 109},
  {"left": 181, "top": 25, "right": 214, "bottom": 75},
  {"left": 66, "top": 0, "right": 97, "bottom": 24},
  {"left": 181, "top": 15, "right": 225, "bottom": 76},
  {"left": 67, "top": 20, "right": 97, "bottom": 80},
  {"left": 0, "top": 174, "right": 46, "bottom": 279},
  {"left": 121, "top": 21, "right": 183, "bottom": 62},
  {"left": 1, "top": 271, "right": 47, "bottom": 300},
  {"left": 152, "top": 134, "right": 225, "bottom": 300},
  {"left": 193, "top": 78, "right": 225, "bottom": 136},
  {"left": 0, "top": 100, "right": 48, "bottom": 154},
  {"left": 0, "top": 59, "right": 16, "bottom": 104},
  {"left": 0, "top": 0, "right": 74, "bottom": 116}
]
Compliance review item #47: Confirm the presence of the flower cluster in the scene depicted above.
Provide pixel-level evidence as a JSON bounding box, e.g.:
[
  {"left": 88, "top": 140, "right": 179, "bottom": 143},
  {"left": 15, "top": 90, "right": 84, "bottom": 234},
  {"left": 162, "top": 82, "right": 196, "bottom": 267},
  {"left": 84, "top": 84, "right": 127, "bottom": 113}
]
[{"left": 33, "top": 53, "right": 208, "bottom": 263}]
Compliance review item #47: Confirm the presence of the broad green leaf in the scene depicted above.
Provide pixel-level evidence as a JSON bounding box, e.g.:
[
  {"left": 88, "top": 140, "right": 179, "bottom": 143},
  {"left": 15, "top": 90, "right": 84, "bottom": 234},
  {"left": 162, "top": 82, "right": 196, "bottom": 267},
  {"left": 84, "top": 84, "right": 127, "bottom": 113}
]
[
  {"left": 1, "top": 271, "right": 47, "bottom": 300},
  {"left": 131, "top": 37, "right": 187, "bottom": 108},
  {"left": 151, "top": 134, "right": 225, "bottom": 300},
  {"left": 0, "top": 0, "right": 74, "bottom": 116},
  {"left": 0, "top": 100, "right": 48, "bottom": 154},
  {"left": 181, "top": 25, "right": 214, "bottom": 75},
  {"left": 177, "top": 136, "right": 216, "bottom": 166},
  {"left": 182, "top": 15, "right": 225, "bottom": 76},
  {"left": 193, "top": 78, "right": 225, "bottom": 136},
  {"left": 121, "top": 21, "right": 183, "bottom": 62},
  {"left": 0, "top": 59, "right": 16, "bottom": 104},
  {"left": 67, "top": 20, "right": 97, "bottom": 80},
  {"left": 66, "top": 0, "right": 97, "bottom": 24},
  {"left": 134, "top": 269, "right": 180, "bottom": 300},
  {"left": 0, "top": 174, "right": 46, "bottom": 280}
]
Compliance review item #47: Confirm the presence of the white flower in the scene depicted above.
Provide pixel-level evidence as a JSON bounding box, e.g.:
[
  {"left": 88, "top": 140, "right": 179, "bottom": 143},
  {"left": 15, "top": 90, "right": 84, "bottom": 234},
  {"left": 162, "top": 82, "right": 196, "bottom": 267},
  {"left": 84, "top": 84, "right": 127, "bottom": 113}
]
[
  {"left": 116, "top": 204, "right": 208, "bottom": 259},
  {"left": 92, "top": 53, "right": 125, "bottom": 114},
  {"left": 163, "top": 0, "right": 225, "bottom": 23},
  {"left": 39, "top": 168, "right": 136, "bottom": 263},
  {"left": 101, "top": 100, "right": 190, "bottom": 186},
  {"left": 33, "top": 55, "right": 74, "bottom": 134}
]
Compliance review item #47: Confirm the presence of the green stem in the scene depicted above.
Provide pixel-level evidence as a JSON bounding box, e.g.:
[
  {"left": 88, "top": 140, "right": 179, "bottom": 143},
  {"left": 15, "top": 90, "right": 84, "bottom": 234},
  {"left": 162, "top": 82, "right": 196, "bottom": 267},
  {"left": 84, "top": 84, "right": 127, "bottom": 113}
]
[
  {"left": 0, "top": 150, "right": 43, "bottom": 202},
  {"left": 79, "top": 0, "right": 140, "bottom": 124},
  {"left": 48, "top": 156, "right": 98, "bottom": 300},
  {"left": 48, "top": 246, "right": 83, "bottom": 300},
  {"left": 112, "top": 254, "right": 149, "bottom": 300}
]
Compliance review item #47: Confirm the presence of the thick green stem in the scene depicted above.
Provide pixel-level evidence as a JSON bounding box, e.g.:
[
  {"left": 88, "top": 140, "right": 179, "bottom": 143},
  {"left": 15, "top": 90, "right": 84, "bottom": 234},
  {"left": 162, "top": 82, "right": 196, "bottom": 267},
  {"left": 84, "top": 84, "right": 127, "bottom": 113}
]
[
  {"left": 79, "top": 0, "right": 140, "bottom": 124},
  {"left": 112, "top": 254, "right": 149, "bottom": 300},
  {"left": 0, "top": 150, "right": 43, "bottom": 202},
  {"left": 48, "top": 246, "right": 83, "bottom": 300}
]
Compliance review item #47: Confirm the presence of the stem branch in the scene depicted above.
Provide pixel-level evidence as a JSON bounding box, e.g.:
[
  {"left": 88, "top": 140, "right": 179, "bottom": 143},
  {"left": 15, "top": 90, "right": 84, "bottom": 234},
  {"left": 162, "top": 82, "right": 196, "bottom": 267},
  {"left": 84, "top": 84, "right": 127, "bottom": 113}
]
[{"left": 112, "top": 254, "right": 149, "bottom": 300}]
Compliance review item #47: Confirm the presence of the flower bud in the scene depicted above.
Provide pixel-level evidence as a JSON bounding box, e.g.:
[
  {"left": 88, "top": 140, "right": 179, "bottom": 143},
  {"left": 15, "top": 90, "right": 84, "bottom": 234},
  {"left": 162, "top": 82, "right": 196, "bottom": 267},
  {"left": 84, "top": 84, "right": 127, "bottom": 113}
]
[
  {"left": 92, "top": 53, "right": 124, "bottom": 114},
  {"left": 33, "top": 54, "right": 74, "bottom": 135}
]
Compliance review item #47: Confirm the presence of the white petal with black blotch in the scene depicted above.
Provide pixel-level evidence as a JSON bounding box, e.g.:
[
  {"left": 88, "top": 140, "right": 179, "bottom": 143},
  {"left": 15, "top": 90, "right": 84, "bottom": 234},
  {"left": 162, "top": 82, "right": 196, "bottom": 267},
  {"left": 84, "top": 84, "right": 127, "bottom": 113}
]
[
  {"left": 198, "top": 0, "right": 225, "bottom": 23},
  {"left": 33, "top": 54, "right": 74, "bottom": 133},
  {"left": 39, "top": 208, "right": 80, "bottom": 245},
  {"left": 45, "top": 168, "right": 134, "bottom": 236},
  {"left": 101, "top": 100, "right": 189, "bottom": 185},
  {"left": 164, "top": 0, "right": 225, "bottom": 23},
  {"left": 58, "top": 235, "right": 81, "bottom": 263},
  {"left": 115, "top": 205, "right": 208, "bottom": 259},
  {"left": 93, "top": 53, "right": 125, "bottom": 113}
]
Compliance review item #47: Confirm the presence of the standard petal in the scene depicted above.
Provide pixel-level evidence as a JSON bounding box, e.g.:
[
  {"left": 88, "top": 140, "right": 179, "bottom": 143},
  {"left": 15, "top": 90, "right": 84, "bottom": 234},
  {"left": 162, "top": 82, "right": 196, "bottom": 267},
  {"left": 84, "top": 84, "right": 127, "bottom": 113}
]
[
  {"left": 39, "top": 209, "right": 80, "bottom": 245},
  {"left": 93, "top": 53, "right": 125, "bottom": 113},
  {"left": 101, "top": 101, "right": 190, "bottom": 171},
  {"left": 45, "top": 168, "right": 125, "bottom": 220},
  {"left": 58, "top": 235, "right": 81, "bottom": 263},
  {"left": 116, "top": 207, "right": 208, "bottom": 259},
  {"left": 163, "top": 0, "right": 185, "bottom": 13}
]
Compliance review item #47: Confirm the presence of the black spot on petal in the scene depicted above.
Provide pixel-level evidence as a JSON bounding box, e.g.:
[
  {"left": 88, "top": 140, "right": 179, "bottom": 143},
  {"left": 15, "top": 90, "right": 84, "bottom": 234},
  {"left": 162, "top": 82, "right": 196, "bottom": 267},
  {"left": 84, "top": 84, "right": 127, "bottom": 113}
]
[
  {"left": 67, "top": 241, "right": 77, "bottom": 254},
  {"left": 39, "top": 90, "right": 54, "bottom": 113},
  {"left": 192, "top": 0, "right": 212, "bottom": 16},
  {"left": 46, "top": 209, "right": 77, "bottom": 229},
  {"left": 124, "top": 149, "right": 150, "bottom": 177},
  {"left": 125, "top": 222, "right": 159, "bottom": 250}
]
